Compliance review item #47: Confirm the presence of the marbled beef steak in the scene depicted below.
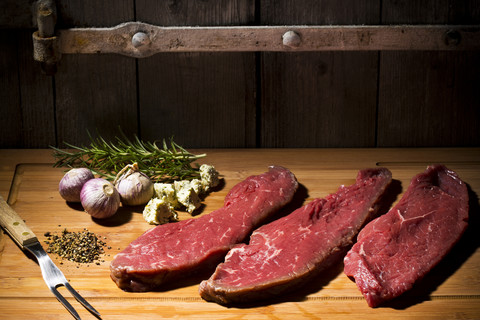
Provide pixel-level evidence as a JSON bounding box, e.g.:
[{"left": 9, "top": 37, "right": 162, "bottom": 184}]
[
  {"left": 199, "top": 168, "right": 392, "bottom": 305},
  {"left": 343, "top": 165, "right": 469, "bottom": 307},
  {"left": 110, "top": 166, "right": 298, "bottom": 291}
]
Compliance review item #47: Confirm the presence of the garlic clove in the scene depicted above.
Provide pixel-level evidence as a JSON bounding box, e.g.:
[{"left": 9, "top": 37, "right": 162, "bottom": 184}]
[
  {"left": 59, "top": 168, "right": 95, "bottom": 202},
  {"left": 114, "top": 163, "right": 154, "bottom": 206},
  {"left": 80, "top": 178, "right": 120, "bottom": 219}
]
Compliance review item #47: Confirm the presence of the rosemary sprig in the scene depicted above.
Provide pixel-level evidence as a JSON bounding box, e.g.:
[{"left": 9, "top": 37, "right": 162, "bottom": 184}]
[{"left": 51, "top": 132, "right": 206, "bottom": 182}]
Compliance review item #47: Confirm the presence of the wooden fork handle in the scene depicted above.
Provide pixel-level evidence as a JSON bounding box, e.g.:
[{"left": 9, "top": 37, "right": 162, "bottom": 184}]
[{"left": 0, "top": 195, "right": 38, "bottom": 248}]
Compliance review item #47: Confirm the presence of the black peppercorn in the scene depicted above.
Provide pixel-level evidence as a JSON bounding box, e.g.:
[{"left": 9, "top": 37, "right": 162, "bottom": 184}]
[{"left": 43, "top": 228, "right": 108, "bottom": 265}]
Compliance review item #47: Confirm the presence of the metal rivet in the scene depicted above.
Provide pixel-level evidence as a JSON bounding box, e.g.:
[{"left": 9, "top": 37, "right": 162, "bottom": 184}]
[
  {"left": 444, "top": 30, "right": 461, "bottom": 47},
  {"left": 132, "top": 32, "right": 150, "bottom": 48},
  {"left": 282, "top": 31, "right": 301, "bottom": 48}
]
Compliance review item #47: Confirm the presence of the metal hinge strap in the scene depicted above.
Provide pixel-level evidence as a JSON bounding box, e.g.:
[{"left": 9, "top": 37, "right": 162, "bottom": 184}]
[
  {"left": 56, "top": 23, "right": 480, "bottom": 58},
  {"left": 32, "top": 17, "right": 480, "bottom": 75},
  {"left": 32, "top": 0, "right": 58, "bottom": 74},
  {"left": 36, "top": 22, "right": 480, "bottom": 60}
]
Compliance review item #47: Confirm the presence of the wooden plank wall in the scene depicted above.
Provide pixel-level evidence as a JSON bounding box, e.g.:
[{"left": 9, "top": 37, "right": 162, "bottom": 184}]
[
  {"left": 377, "top": 1, "right": 480, "bottom": 147},
  {"left": 0, "top": 0, "right": 479, "bottom": 149}
]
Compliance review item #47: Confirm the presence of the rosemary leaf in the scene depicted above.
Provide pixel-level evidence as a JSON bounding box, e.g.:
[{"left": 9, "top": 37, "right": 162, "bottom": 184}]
[{"left": 51, "top": 133, "right": 206, "bottom": 183}]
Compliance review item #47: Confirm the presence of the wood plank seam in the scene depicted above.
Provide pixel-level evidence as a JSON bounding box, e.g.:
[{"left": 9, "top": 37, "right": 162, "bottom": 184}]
[{"left": 3, "top": 295, "right": 480, "bottom": 302}]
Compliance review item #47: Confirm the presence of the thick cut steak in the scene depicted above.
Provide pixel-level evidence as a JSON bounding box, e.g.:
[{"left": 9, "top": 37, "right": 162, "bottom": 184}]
[
  {"left": 344, "top": 165, "right": 469, "bottom": 307},
  {"left": 110, "top": 166, "right": 298, "bottom": 291},
  {"left": 199, "top": 168, "right": 392, "bottom": 304}
]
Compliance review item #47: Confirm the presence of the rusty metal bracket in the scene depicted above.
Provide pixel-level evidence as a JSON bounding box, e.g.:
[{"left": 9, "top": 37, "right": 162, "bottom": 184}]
[
  {"left": 32, "top": 17, "right": 480, "bottom": 74},
  {"left": 57, "top": 23, "right": 480, "bottom": 58},
  {"left": 32, "top": 0, "right": 58, "bottom": 74}
]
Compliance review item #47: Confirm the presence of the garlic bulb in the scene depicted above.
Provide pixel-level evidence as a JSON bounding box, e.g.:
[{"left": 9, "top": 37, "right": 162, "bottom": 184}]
[
  {"left": 114, "top": 163, "right": 154, "bottom": 206},
  {"left": 80, "top": 178, "right": 120, "bottom": 219},
  {"left": 59, "top": 168, "right": 94, "bottom": 202}
]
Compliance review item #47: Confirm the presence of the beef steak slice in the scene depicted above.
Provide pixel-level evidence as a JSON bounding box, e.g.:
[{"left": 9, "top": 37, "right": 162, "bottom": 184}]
[
  {"left": 199, "top": 168, "right": 392, "bottom": 305},
  {"left": 110, "top": 166, "right": 298, "bottom": 291},
  {"left": 343, "top": 164, "right": 469, "bottom": 307}
]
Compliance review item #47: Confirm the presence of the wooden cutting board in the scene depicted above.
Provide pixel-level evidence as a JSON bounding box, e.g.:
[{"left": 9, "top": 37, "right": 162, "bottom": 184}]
[{"left": 0, "top": 149, "right": 479, "bottom": 319}]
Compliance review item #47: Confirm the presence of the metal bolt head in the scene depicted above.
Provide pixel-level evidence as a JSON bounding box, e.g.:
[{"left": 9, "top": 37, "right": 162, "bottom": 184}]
[
  {"left": 282, "top": 31, "right": 301, "bottom": 48},
  {"left": 444, "top": 30, "right": 461, "bottom": 47},
  {"left": 132, "top": 32, "right": 150, "bottom": 48}
]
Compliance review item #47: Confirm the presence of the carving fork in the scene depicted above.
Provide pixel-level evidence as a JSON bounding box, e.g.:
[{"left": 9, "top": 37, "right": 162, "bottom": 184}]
[{"left": 0, "top": 195, "right": 101, "bottom": 319}]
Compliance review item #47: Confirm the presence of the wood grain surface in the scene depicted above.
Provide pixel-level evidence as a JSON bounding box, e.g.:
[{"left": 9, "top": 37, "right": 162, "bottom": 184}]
[
  {"left": 259, "top": 0, "right": 379, "bottom": 148},
  {"left": 136, "top": 0, "right": 257, "bottom": 148},
  {"left": 0, "top": 148, "right": 479, "bottom": 319},
  {"left": 377, "top": 0, "right": 480, "bottom": 148},
  {"left": 2, "top": 1, "right": 479, "bottom": 149}
]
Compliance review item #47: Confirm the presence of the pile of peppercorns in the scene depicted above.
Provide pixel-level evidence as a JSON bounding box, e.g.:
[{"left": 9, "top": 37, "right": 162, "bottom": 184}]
[{"left": 44, "top": 228, "right": 110, "bottom": 265}]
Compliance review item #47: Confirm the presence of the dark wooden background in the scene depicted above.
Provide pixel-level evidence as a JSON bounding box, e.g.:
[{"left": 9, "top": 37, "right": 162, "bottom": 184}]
[{"left": 1, "top": 0, "right": 479, "bottom": 149}]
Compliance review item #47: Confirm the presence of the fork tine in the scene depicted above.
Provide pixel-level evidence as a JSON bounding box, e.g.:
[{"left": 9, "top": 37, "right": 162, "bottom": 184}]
[
  {"left": 64, "top": 282, "right": 102, "bottom": 318},
  {"left": 23, "top": 242, "right": 102, "bottom": 319},
  {"left": 50, "top": 286, "right": 81, "bottom": 320}
]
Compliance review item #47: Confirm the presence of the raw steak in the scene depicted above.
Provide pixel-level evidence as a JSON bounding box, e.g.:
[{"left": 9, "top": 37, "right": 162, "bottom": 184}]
[
  {"left": 343, "top": 165, "right": 469, "bottom": 307},
  {"left": 199, "top": 168, "right": 392, "bottom": 304},
  {"left": 110, "top": 166, "right": 298, "bottom": 291}
]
